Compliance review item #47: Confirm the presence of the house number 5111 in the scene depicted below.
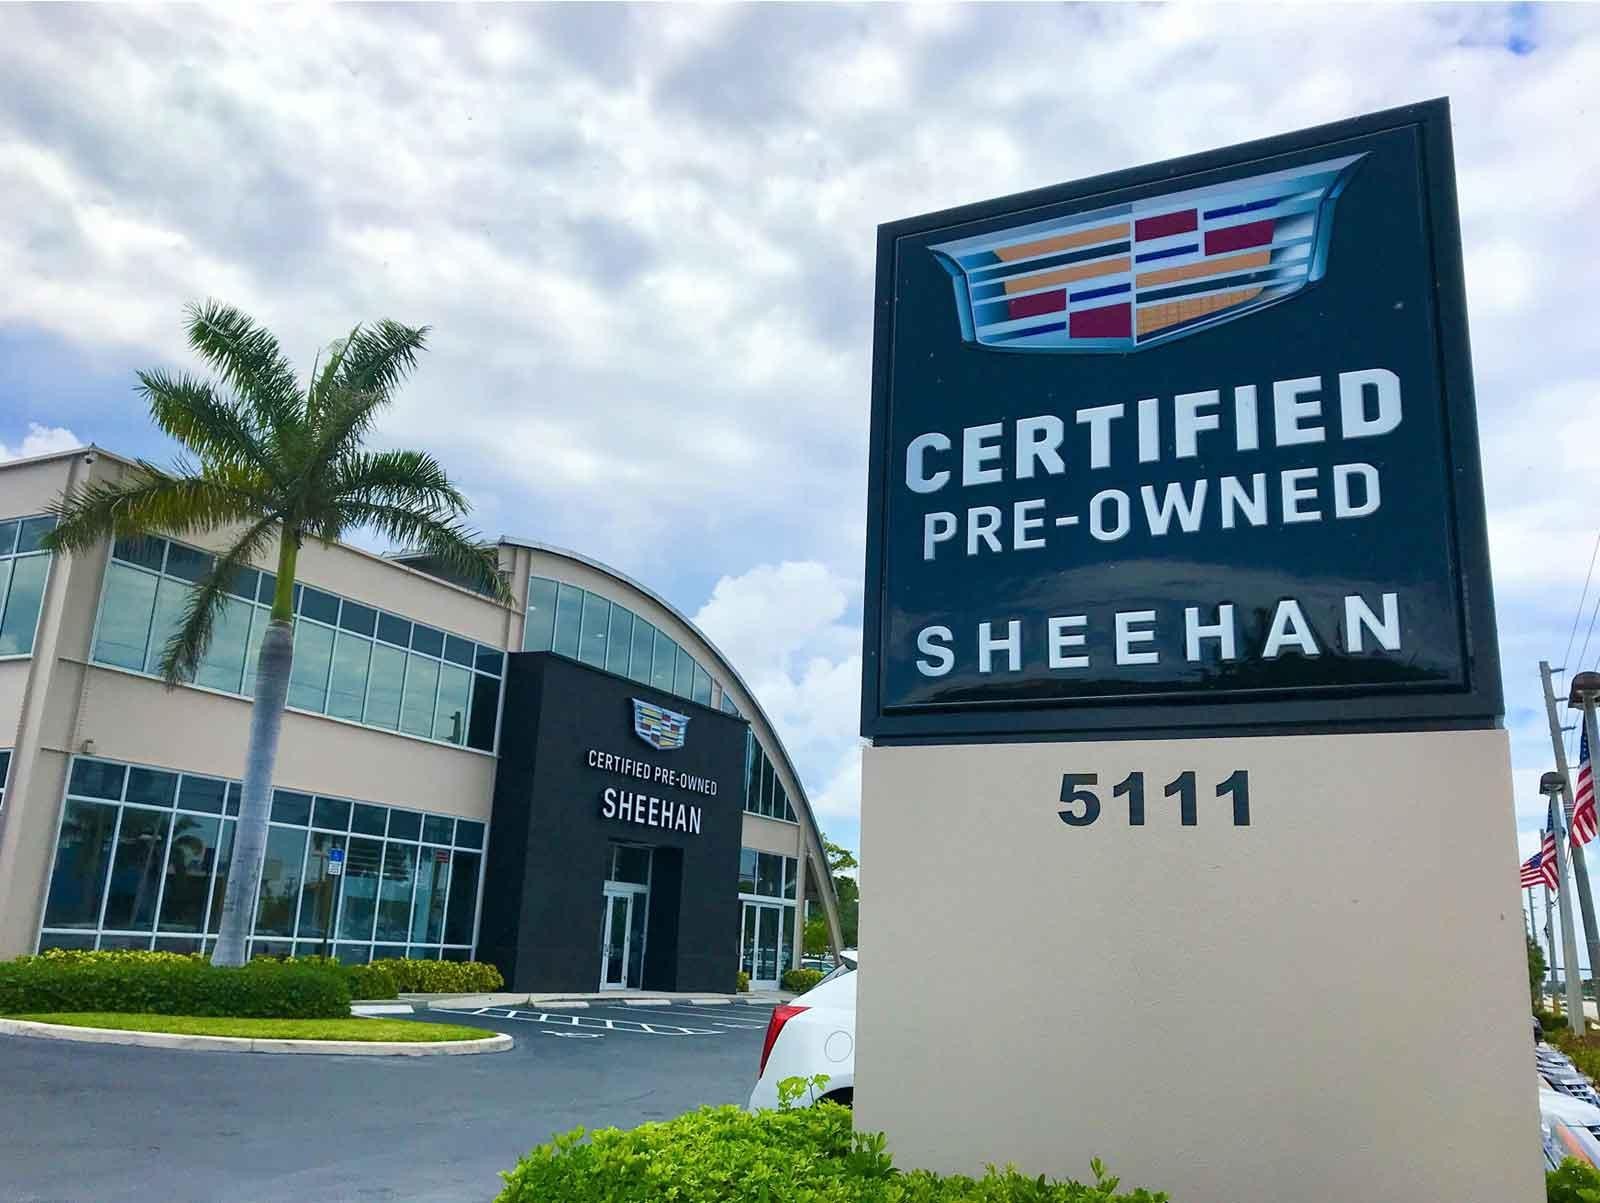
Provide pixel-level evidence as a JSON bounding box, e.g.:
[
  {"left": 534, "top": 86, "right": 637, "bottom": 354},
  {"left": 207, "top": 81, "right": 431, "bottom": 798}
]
[{"left": 1057, "top": 771, "right": 1250, "bottom": 828}]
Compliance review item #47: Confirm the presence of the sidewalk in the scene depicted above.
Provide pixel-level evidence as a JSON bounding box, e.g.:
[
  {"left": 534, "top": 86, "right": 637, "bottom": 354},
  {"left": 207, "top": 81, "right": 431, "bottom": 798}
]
[{"left": 403, "top": 989, "right": 795, "bottom": 1011}]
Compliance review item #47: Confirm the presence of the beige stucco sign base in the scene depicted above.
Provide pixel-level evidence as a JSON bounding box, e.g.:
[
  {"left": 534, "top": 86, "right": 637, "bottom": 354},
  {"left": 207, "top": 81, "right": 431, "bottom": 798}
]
[{"left": 856, "top": 728, "right": 1540, "bottom": 1203}]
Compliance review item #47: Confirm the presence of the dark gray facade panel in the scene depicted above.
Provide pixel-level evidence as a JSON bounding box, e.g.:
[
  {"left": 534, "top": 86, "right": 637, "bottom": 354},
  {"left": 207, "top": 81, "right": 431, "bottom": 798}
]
[{"left": 481, "top": 653, "right": 746, "bottom": 993}]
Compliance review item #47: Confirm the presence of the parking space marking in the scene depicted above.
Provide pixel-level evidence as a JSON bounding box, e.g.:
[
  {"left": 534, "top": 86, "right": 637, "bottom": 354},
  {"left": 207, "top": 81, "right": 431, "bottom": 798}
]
[
  {"left": 614, "top": 1006, "right": 769, "bottom": 1028},
  {"left": 444, "top": 1006, "right": 722, "bottom": 1036}
]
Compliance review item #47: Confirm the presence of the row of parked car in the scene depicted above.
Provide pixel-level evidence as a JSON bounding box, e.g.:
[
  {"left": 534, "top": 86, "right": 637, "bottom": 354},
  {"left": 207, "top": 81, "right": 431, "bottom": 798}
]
[{"left": 1537, "top": 1018, "right": 1600, "bottom": 1171}]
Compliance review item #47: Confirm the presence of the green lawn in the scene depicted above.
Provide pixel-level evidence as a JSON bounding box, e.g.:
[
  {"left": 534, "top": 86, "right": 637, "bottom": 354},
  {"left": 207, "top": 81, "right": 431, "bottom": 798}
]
[{"left": 7, "top": 1012, "right": 494, "bottom": 1042}]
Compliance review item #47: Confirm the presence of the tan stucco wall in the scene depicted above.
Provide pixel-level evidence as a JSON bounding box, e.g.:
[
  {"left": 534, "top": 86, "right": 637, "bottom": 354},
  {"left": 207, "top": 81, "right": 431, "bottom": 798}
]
[
  {"left": 856, "top": 729, "right": 1539, "bottom": 1203},
  {"left": 740, "top": 812, "right": 803, "bottom": 857}
]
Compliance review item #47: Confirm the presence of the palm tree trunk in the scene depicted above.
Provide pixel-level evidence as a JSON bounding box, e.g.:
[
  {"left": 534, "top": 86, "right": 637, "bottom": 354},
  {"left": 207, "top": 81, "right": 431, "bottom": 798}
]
[{"left": 210, "top": 616, "right": 293, "bottom": 966}]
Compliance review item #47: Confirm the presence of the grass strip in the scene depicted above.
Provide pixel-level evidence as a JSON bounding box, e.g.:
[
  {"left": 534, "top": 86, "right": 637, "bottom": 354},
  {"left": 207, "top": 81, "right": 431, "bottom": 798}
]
[{"left": 7, "top": 1012, "right": 493, "bottom": 1042}]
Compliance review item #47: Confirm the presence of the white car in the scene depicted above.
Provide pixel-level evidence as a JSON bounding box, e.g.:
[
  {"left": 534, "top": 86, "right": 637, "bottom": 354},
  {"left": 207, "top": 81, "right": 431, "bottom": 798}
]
[
  {"left": 748, "top": 954, "right": 856, "bottom": 1110},
  {"left": 1542, "top": 1078, "right": 1600, "bottom": 1170}
]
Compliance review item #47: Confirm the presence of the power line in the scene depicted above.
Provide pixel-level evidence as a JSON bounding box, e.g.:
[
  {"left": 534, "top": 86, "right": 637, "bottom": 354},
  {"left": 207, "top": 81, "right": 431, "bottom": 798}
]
[{"left": 1560, "top": 529, "right": 1600, "bottom": 699}]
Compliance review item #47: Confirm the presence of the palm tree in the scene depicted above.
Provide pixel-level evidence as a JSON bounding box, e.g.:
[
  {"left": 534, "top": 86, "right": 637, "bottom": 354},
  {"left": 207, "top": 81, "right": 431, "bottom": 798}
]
[{"left": 43, "top": 301, "right": 511, "bottom": 966}]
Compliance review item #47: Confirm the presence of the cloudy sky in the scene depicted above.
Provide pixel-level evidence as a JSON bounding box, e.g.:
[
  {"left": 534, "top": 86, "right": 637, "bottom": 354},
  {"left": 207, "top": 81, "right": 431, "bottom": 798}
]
[{"left": 1, "top": 3, "right": 1596, "bottom": 886}]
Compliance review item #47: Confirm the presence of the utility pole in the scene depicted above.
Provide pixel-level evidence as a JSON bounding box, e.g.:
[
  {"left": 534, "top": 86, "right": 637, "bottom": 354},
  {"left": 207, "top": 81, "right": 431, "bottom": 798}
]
[
  {"left": 1545, "top": 662, "right": 1600, "bottom": 1010},
  {"left": 1569, "top": 670, "right": 1600, "bottom": 1013},
  {"left": 1540, "top": 763, "right": 1586, "bottom": 1027},
  {"left": 1548, "top": 885, "right": 1560, "bottom": 1011}
]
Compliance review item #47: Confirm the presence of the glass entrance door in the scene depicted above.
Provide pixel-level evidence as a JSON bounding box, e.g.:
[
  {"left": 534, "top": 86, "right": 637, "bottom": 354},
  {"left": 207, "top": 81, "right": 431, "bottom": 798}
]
[
  {"left": 600, "top": 889, "right": 632, "bottom": 989},
  {"left": 741, "top": 901, "right": 783, "bottom": 990}
]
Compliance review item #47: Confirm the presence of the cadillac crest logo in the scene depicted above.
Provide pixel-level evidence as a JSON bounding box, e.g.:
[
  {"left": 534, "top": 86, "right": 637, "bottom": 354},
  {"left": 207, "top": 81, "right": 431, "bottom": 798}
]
[
  {"left": 930, "top": 154, "right": 1364, "bottom": 352},
  {"left": 632, "top": 698, "right": 690, "bottom": 751}
]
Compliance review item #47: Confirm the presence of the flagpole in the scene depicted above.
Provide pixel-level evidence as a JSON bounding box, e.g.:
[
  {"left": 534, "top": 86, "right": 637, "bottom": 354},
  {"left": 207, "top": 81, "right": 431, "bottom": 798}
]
[
  {"left": 1542, "top": 660, "right": 1594, "bottom": 1027},
  {"left": 1548, "top": 885, "right": 1560, "bottom": 1012}
]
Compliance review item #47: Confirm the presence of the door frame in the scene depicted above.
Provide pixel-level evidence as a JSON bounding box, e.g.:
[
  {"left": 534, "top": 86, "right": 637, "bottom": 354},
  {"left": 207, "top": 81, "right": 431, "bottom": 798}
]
[{"left": 599, "top": 883, "right": 649, "bottom": 990}]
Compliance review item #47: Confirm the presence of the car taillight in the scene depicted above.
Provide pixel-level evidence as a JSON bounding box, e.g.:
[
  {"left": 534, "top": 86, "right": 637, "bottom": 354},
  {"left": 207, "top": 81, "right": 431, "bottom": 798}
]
[{"left": 758, "top": 1004, "right": 808, "bottom": 1078}]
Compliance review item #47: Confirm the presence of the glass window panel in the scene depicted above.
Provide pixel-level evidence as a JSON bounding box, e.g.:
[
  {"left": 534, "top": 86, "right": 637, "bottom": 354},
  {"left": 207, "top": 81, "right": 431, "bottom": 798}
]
[
  {"left": 206, "top": 820, "right": 235, "bottom": 933},
  {"left": 739, "top": 848, "right": 758, "bottom": 894},
  {"left": 475, "top": 645, "right": 503, "bottom": 676},
  {"left": 762, "top": 755, "right": 777, "bottom": 817},
  {"left": 256, "top": 571, "right": 277, "bottom": 606},
  {"left": 552, "top": 584, "right": 582, "bottom": 658},
  {"left": 194, "top": 595, "right": 251, "bottom": 693},
  {"left": 784, "top": 856, "right": 797, "bottom": 899},
  {"left": 125, "top": 767, "right": 177, "bottom": 807},
  {"left": 629, "top": 617, "right": 655, "bottom": 684},
  {"left": 112, "top": 534, "right": 164, "bottom": 570},
  {"left": 157, "top": 814, "right": 221, "bottom": 933},
  {"left": 37, "top": 932, "right": 97, "bottom": 951},
  {"left": 241, "top": 606, "right": 271, "bottom": 698},
  {"left": 433, "top": 663, "right": 471, "bottom": 744},
  {"left": 781, "top": 906, "right": 795, "bottom": 976},
  {"left": 298, "top": 587, "right": 340, "bottom": 625},
  {"left": 271, "top": 790, "right": 313, "bottom": 826},
  {"left": 443, "top": 851, "right": 480, "bottom": 946},
  {"left": 326, "top": 631, "right": 372, "bottom": 721},
  {"left": 467, "top": 674, "right": 499, "bottom": 751},
  {"left": 578, "top": 591, "right": 610, "bottom": 667},
  {"left": 372, "top": 943, "right": 406, "bottom": 961},
  {"left": 70, "top": 758, "right": 126, "bottom": 800},
  {"left": 412, "top": 848, "right": 451, "bottom": 943},
  {"left": 364, "top": 642, "right": 406, "bottom": 729},
  {"left": 0, "top": 519, "right": 18, "bottom": 556},
  {"left": 400, "top": 654, "right": 439, "bottom": 737},
  {"left": 410, "top": 624, "right": 445, "bottom": 658},
  {"left": 298, "top": 831, "right": 347, "bottom": 939},
  {"left": 225, "top": 783, "right": 241, "bottom": 816},
  {"left": 604, "top": 607, "right": 633, "bottom": 676},
  {"left": 387, "top": 809, "right": 421, "bottom": 842},
  {"left": 376, "top": 612, "right": 411, "bottom": 648},
  {"left": 721, "top": 692, "right": 740, "bottom": 717},
  {"left": 351, "top": 803, "right": 387, "bottom": 836},
  {"left": 16, "top": 515, "right": 56, "bottom": 553},
  {"left": 43, "top": 799, "right": 120, "bottom": 927},
  {"left": 757, "top": 906, "right": 779, "bottom": 981},
  {"left": 650, "top": 630, "right": 677, "bottom": 692},
  {"left": 692, "top": 664, "right": 712, "bottom": 706},
  {"left": 154, "top": 936, "right": 200, "bottom": 953},
  {"left": 443, "top": 634, "right": 475, "bottom": 667},
  {"left": 524, "top": 577, "right": 558, "bottom": 652},
  {"left": 774, "top": 782, "right": 789, "bottom": 824},
  {"left": 423, "top": 815, "right": 454, "bottom": 845},
  {"left": 101, "top": 933, "right": 154, "bottom": 951},
  {"left": 455, "top": 819, "right": 485, "bottom": 850},
  {"left": 610, "top": 844, "right": 651, "bottom": 885},
  {"left": 376, "top": 842, "right": 417, "bottom": 942},
  {"left": 222, "top": 564, "right": 258, "bottom": 601},
  {"left": 442, "top": 946, "right": 470, "bottom": 962},
  {"left": 313, "top": 797, "right": 351, "bottom": 831},
  {"left": 757, "top": 852, "right": 782, "bottom": 898},
  {"left": 335, "top": 944, "right": 371, "bottom": 965},
  {"left": 102, "top": 807, "right": 171, "bottom": 931},
  {"left": 142, "top": 576, "right": 191, "bottom": 675},
  {"left": 253, "top": 826, "right": 307, "bottom": 936},
  {"left": 338, "top": 601, "right": 377, "bottom": 636},
  {"left": 93, "top": 563, "right": 157, "bottom": 670},
  {"left": 287, "top": 620, "right": 335, "bottom": 712},
  {"left": 0, "top": 553, "right": 46, "bottom": 656},
  {"left": 744, "top": 738, "right": 760, "bottom": 813},
  {"left": 673, "top": 647, "right": 695, "bottom": 697},
  {"left": 177, "top": 775, "right": 225, "bottom": 814},
  {"left": 164, "top": 543, "right": 213, "bottom": 584}
]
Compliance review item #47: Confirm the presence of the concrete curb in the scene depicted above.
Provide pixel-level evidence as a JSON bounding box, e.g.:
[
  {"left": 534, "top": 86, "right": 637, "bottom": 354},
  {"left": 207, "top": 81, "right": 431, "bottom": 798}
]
[{"left": 0, "top": 1017, "right": 513, "bottom": 1057}]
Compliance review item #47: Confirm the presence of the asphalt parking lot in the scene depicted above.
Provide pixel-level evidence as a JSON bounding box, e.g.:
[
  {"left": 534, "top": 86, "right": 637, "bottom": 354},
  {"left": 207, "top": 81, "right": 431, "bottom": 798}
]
[{"left": 0, "top": 1000, "right": 775, "bottom": 1203}]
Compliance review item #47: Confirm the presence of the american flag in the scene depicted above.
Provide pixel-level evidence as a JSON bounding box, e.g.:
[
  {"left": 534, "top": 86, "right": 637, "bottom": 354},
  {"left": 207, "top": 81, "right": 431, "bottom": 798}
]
[
  {"left": 1522, "top": 830, "right": 1560, "bottom": 891},
  {"left": 1573, "top": 727, "right": 1598, "bottom": 847}
]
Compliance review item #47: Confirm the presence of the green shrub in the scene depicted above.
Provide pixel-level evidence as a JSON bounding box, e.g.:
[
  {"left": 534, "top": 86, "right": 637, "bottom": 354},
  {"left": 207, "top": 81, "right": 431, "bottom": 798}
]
[
  {"left": 1548, "top": 1157, "right": 1600, "bottom": 1202},
  {"left": 1540, "top": 1009, "right": 1573, "bottom": 1033},
  {"left": 368, "top": 958, "right": 503, "bottom": 994},
  {"left": 0, "top": 949, "right": 349, "bottom": 1019},
  {"left": 736, "top": 970, "right": 750, "bottom": 994},
  {"left": 782, "top": 967, "right": 825, "bottom": 994},
  {"left": 496, "top": 1102, "right": 1166, "bottom": 1202},
  {"left": 288, "top": 955, "right": 399, "bottom": 1001}
]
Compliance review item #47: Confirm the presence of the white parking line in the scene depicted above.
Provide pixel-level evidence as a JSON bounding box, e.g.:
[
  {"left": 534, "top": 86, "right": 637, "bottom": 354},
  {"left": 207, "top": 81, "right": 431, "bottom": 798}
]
[
  {"left": 614, "top": 1006, "right": 768, "bottom": 1028},
  {"left": 441, "top": 1006, "right": 720, "bottom": 1037}
]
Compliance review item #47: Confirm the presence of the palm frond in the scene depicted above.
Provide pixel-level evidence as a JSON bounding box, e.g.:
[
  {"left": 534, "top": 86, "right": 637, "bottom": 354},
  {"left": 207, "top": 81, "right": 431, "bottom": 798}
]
[
  {"left": 183, "top": 300, "right": 305, "bottom": 435},
  {"left": 41, "top": 460, "right": 277, "bottom": 554},
  {"left": 137, "top": 368, "right": 277, "bottom": 480},
  {"left": 335, "top": 320, "right": 429, "bottom": 400},
  {"left": 311, "top": 327, "right": 361, "bottom": 420},
  {"left": 157, "top": 514, "right": 280, "bottom": 685},
  {"left": 336, "top": 501, "right": 510, "bottom": 603},
  {"left": 330, "top": 449, "right": 468, "bottom": 514},
  {"left": 301, "top": 383, "right": 391, "bottom": 483}
]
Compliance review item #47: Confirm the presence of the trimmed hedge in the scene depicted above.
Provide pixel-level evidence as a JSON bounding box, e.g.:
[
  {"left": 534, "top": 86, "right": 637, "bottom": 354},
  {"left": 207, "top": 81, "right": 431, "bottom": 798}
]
[
  {"left": 368, "top": 958, "right": 503, "bottom": 994},
  {"left": 0, "top": 950, "right": 349, "bottom": 1019},
  {"left": 781, "top": 967, "right": 825, "bottom": 994},
  {"left": 496, "top": 1101, "right": 1167, "bottom": 1202},
  {"left": 736, "top": 970, "right": 750, "bottom": 994},
  {"left": 287, "top": 956, "right": 399, "bottom": 1001}
]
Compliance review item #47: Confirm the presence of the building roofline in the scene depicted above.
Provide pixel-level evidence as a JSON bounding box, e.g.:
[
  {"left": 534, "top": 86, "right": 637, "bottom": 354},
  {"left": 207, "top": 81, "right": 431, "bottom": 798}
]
[{"left": 499, "top": 533, "right": 844, "bottom": 951}]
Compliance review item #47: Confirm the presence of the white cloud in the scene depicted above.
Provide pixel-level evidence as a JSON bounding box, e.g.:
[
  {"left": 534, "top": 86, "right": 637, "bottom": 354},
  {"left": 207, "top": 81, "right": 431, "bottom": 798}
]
[{"left": 0, "top": 423, "right": 81, "bottom": 463}]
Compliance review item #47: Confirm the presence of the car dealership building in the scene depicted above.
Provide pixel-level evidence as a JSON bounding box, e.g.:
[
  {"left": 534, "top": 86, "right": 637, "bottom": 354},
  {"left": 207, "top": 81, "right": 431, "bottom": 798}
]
[{"left": 0, "top": 446, "right": 841, "bottom": 993}]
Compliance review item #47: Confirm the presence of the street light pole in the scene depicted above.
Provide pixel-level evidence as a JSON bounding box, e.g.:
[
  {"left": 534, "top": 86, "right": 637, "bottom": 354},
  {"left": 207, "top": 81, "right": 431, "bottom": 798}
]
[
  {"left": 1542, "top": 767, "right": 1587, "bottom": 1027},
  {"left": 1548, "top": 885, "right": 1560, "bottom": 1011}
]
